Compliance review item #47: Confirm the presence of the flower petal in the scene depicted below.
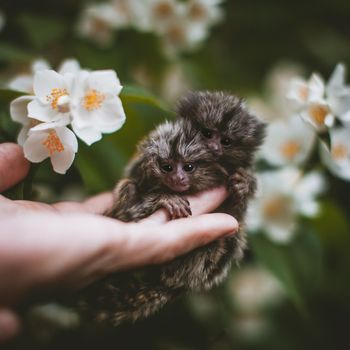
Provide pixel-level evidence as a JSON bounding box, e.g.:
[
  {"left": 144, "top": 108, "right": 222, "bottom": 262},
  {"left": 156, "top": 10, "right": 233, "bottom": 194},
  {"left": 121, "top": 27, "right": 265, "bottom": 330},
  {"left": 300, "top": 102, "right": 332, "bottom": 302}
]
[
  {"left": 33, "top": 70, "right": 67, "bottom": 100},
  {"left": 58, "top": 59, "right": 81, "bottom": 75},
  {"left": 71, "top": 122, "right": 102, "bottom": 146},
  {"left": 17, "top": 125, "right": 30, "bottom": 146},
  {"left": 92, "top": 97, "right": 126, "bottom": 132},
  {"left": 23, "top": 131, "right": 49, "bottom": 163},
  {"left": 7, "top": 75, "right": 34, "bottom": 93},
  {"left": 51, "top": 149, "right": 76, "bottom": 174},
  {"left": 10, "top": 95, "right": 35, "bottom": 124},
  {"left": 31, "top": 59, "right": 51, "bottom": 73},
  {"left": 56, "top": 127, "right": 78, "bottom": 153},
  {"left": 28, "top": 99, "right": 64, "bottom": 123},
  {"left": 87, "top": 70, "right": 122, "bottom": 95}
]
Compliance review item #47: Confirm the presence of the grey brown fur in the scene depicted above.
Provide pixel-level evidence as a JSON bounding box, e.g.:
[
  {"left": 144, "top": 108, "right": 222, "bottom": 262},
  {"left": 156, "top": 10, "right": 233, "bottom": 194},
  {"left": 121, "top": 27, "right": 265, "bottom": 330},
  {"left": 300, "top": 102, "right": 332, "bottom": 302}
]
[{"left": 77, "top": 91, "right": 266, "bottom": 326}]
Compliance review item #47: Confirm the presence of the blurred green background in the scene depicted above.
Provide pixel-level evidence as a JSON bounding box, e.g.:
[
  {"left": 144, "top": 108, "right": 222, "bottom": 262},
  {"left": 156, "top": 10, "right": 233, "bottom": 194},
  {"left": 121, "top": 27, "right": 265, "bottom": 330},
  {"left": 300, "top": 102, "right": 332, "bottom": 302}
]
[{"left": 1, "top": 0, "right": 350, "bottom": 349}]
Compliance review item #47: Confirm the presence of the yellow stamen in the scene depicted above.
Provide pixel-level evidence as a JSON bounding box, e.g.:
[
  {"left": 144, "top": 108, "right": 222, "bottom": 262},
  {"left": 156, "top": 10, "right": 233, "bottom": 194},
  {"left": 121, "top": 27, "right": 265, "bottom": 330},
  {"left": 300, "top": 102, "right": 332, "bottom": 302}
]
[
  {"left": 189, "top": 3, "right": 207, "bottom": 20},
  {"left": 47, "top": 88, "right": 69, "bottom": 111},
  {"left": 263, "top": 196, "right": 290, "bottom": 220},
  {"left": 83, "top": 89, "right": 105, "bottom": 111},
  {"left": 42, "top": 130, "right": 64, "bottom": 155},
  {"left": 153, "top": 2, "right": 174, "bottom": 18},
  {"left": 309, "top": 105, "right": 329, "bottom": 125},
  {"left": 93, "top": 18, "right": 108, "bottom": 32},
  {"left": 167, "top": 25, "right": 185, "bottom": 45},
  {"left": 332, "top": 143, "right": 348, "bottom": 161},
  {"left": 280, "top": 140, "right": 301, "bottom": 160}
]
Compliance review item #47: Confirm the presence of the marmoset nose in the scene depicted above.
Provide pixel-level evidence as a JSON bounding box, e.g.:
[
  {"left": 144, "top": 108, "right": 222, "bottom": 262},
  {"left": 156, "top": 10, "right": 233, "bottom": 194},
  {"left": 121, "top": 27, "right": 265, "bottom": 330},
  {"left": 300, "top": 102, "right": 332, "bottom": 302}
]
[
  {"left": 172, "top": 174, "right": 185, "bottom": 183},
  {"left": 209, "top": 142, "right": 223, "bottom": 155}
]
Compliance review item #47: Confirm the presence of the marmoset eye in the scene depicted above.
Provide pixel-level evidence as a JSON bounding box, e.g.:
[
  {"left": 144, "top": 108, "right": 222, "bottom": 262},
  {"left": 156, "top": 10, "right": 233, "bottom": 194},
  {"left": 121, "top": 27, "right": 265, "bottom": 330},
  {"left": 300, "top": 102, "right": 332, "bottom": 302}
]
[
  {"left": 201, "top": 128, "right": 213, "bottom": 138},
  {"left": 221, "top": 138, "right": 232, "bottom": 146},
  {"left": 161, "top": 164, "right": 173, "bottom": 172},
  {"left": 183, "top": 164, "right": 195, "bottom": 172}
]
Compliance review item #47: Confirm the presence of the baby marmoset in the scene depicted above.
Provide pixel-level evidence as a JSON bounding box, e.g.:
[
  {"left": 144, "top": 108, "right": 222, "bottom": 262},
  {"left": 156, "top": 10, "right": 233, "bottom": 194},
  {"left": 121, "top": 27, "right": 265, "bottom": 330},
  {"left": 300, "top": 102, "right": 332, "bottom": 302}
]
[{"left": 77, "top": 91, "right": 266, "bottom": 326}]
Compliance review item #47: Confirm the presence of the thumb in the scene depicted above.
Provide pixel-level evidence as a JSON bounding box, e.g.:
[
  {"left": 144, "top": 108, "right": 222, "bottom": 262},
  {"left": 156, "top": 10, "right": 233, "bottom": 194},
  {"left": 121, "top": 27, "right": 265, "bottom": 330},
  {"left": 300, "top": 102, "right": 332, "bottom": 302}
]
[
  {"left": 0, "top": 308, "right": 21, "bottom": 343},
  {"left": 0, "top": 143, "right": 30, "bottom": 193}
]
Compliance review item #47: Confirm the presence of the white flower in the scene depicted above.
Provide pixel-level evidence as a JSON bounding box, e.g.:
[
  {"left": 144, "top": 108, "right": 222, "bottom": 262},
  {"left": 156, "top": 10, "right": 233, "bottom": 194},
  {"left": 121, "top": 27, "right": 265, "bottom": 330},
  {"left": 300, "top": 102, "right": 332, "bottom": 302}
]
[
  {"left": 27, "top": 70, "right": 73, "bottom": 124},
  {"left": 111, "top": 0, "right": 150, "bottom": 31},
  {"left": 149, "top": 0, "right": 181, "bottom": 28},
  {"left": 320, "top": 126, "right": 350, "bottom": 181},
  {"left": 230, "top": 266, "right": 285, "bottom": 313},
  {"left": 9, "top": 59, "right": 81, "bottom": 145},
  {"left": 300, "top": 101, "right": 335, "bottom": 131},
  {"left": 287, "top": 73, "right": 325, "bottom": 108},
  {"left": 159, "top": 15, "right": 208, "bottom": 55},
  {"left": 8, "top": 58, "right": 80, "bottom": 94},
  {"left": 23, "top": 123, "right": 78, "bottom": 174},
  {"left": 247, "top": 168, "right": 325, "bottom": 243},
  {"left": 326, "top": 63, "right": 350, "bottom": 123},
  {"left": 261, "top": 116, "right": 316, "bottom": 166},
  {"left": 287, "top": 63, "right": 350, "bottom": 131},
  {"left": 186, "top": 0, "right": 223, "bottom": 27},
  {"left": 77, "top": 3, "right": 121, "bottom": 46},
  {"left": 287, "top": 73, "right": 335, "bottom": 132},
  {"left": 70, "top": 70, "right": 125, "bottom": 145}
]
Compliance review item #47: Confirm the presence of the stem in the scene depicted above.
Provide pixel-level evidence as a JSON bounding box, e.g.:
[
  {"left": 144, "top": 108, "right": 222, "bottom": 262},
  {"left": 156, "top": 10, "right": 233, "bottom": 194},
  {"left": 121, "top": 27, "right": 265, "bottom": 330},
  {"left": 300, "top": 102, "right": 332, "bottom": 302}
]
[{"left": 23, "top": 164, "right": 39, "bottom": 200}]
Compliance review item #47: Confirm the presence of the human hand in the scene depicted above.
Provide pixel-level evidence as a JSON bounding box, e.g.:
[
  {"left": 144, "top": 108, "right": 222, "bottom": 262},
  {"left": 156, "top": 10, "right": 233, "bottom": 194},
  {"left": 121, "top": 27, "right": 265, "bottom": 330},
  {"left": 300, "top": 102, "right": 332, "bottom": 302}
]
[{"left": 0, "top": 143, "right": 237, "bottom": 308}]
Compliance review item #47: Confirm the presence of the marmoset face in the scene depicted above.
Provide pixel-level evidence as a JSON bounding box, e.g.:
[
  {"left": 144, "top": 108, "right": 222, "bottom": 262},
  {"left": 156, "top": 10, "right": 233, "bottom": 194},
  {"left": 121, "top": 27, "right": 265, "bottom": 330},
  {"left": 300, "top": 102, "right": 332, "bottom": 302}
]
[
  {"left": 177, "top": 91, "right": 266, "bottom": 167},
  {"left": 158, "top": 160, "right": 196, "bottom": 192},
  {"left": 138, "top": 119, "right": 223, "bottom": 193}
]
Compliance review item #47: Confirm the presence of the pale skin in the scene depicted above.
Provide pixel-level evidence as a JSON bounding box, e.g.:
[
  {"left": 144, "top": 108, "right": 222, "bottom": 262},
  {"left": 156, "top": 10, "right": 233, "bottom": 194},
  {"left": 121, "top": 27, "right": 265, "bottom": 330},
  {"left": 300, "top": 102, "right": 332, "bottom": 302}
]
[{"left": 0, "top": 143, "right": 237, "bottom": 342}]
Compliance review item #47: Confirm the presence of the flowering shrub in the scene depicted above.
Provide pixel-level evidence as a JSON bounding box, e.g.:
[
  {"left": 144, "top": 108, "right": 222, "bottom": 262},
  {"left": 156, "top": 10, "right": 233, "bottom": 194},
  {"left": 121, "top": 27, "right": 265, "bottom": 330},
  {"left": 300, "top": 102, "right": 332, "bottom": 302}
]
[{"left": 77, "top": 0, "right": 224, "bottom": 55}]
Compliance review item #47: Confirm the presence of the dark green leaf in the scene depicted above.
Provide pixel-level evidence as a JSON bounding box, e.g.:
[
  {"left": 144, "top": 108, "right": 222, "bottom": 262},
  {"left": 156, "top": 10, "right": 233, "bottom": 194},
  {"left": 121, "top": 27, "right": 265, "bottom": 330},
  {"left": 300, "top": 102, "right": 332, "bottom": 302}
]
[
  {"left": 120, "top": 86, "right": 170, "bottom": 112},
  {"left": 0, "top": 43, "right": 34, "bottom": 63},
  {"left": 0, "top": 88, "right": 27, "bottom": 104},
  {"left": 250, "top": 228, "right": 323, "bottom": 313},
  {"left": 17, "top": 14, "right": 66, "bottom": 48}
]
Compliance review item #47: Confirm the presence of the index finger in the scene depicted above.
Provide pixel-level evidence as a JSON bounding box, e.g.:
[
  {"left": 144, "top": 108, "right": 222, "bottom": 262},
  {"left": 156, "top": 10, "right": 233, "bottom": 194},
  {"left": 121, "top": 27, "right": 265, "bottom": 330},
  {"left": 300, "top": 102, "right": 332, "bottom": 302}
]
[
  {"left": 142, "top": 186, "right": 228, "bottom": 224},
  {"left": 0, "top": 143, "right": 30, "bottom": 193}
]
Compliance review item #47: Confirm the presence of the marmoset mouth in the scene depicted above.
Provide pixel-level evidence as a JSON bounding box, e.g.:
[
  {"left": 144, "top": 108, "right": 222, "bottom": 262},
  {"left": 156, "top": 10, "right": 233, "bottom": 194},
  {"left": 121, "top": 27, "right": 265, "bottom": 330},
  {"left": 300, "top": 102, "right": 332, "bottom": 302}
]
[{"left": 169, "top": 183, "right": 190, "bottom": 192}]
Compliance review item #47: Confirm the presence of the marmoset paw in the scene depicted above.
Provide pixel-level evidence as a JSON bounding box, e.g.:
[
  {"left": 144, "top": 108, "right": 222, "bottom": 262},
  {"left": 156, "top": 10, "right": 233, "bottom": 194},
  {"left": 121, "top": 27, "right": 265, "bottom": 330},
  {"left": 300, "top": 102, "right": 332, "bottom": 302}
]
[
  {"left": 229, "top": 168, "right": 252, "bottom": 199},
  {"left": 161, "top": 196, "right": 192, "bottom": 220}
]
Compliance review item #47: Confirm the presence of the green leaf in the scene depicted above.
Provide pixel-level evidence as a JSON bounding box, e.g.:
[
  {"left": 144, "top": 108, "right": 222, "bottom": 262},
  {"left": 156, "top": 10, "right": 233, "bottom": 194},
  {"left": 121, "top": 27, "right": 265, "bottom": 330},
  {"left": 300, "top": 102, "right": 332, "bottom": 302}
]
[
  {"left": 0, "top": 88, "right": 27, "bottom": 104},
  {"left": 17, "top": 14, "right": 66, "bottom": 48},
  {"left": 250, "top": 228, "right": 323, "bottom": 314},
  {"left": 311, "top": 200, "right": 350, "bottom": 249},
  {"left": 120, "top": 86, "right": 170, "bottom": 112},
  {"left": 0, "top": 43, "right": 34, "bottom": 63}
]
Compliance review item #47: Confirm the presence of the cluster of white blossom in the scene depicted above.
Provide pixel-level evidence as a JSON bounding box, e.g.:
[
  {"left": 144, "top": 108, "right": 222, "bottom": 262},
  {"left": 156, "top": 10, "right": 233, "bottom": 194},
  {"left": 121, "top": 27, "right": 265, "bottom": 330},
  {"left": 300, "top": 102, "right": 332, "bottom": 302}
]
[
  {"left": 245, "top": 64, "right": 350, "bottom": 243},
  {"left": 77, "top": 0, "right": 224, "bottom": 55},
  {"left": 287, "top": 64, "right": 350, "bottom": 180},
  {"left": 9, "top": 59, "right": 126, "bottom": 174}
]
